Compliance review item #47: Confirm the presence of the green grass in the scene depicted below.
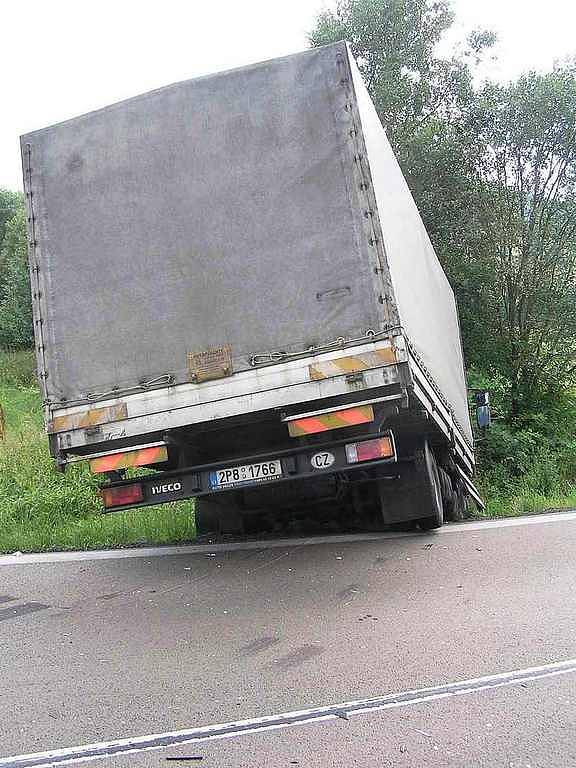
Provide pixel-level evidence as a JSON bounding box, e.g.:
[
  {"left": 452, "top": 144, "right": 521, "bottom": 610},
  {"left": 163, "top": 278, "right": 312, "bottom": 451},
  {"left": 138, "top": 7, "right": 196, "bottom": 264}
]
[
  {"left": 0, "top": 348, "right": 37, "bottom": 388},
  {"left": 0, "top": 351, "right": 195, "bottom": 553},
  {"left": 473, "top": 485, "right": 576, "bottom": 519}
]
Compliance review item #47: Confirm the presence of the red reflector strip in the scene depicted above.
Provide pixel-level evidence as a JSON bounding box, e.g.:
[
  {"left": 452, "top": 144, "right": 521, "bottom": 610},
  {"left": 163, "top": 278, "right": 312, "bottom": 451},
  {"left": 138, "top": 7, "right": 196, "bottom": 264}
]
[
  {"left": 288, "top": 405, "right": 374, "bottom": 437},
  {"left": 90, "top": 445, "right": 168, "bottom": 474},
  {"left": 346, "top": 436, "right": 395, "bottom": 464},
  {"left": 101, "top": 484, "right": 144, "bottom": 509}
]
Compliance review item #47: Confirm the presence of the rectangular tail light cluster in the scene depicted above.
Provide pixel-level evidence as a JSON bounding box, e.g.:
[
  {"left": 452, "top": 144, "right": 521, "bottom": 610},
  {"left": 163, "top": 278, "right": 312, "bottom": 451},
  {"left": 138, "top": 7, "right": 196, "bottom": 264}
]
[
  {"left": 101, "top": 483, "right": 144, "bottom": 509},
  {"left": 345, "top": 436, "right": 395, "bottom": 464}
]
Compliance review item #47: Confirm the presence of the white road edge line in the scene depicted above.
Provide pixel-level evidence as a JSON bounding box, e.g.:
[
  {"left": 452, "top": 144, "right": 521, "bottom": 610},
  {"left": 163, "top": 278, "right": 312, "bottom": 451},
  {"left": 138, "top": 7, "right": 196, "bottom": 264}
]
[
  {"left": 1, "top": 510, "right": 575, "bottom": 566},
  {"left": 2, "top": 658, "right": 576, "bottom": 768}
]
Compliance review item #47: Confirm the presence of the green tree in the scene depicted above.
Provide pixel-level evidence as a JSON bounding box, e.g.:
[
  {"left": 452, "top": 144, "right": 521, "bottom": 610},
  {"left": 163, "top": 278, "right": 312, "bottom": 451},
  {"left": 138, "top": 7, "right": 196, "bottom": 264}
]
[
  {"left": 470, "top": 65, "right": 576, "bottom": 414},
  {"left": 310, "top": 0, "right": 455, "bottom": 137},
  {"left": 0, "top": 189, "right": 24, "bottom": 283},
  {"left": 0, "top": 188, "right": 23, "bottom": 248},
  {"left": 0, "top": 208, "right": 33, "bottom": 349}
]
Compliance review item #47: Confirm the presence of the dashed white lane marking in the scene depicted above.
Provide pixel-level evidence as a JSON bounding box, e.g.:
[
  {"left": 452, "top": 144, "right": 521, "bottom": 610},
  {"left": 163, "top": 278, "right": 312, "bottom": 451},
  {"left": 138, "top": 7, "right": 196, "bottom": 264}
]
[
  {"left": 1, "top": 510, "right": 575, "bottom": 566},
  {"left": 1, "top": 657, "right": 576, "bottom": 768}
]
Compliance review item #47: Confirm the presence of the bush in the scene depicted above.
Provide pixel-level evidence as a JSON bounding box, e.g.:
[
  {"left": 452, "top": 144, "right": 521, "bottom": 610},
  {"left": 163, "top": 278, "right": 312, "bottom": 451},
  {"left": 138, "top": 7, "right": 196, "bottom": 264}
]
[
  {"left": 0, "top": 208, "right": 33, "bottom": 349},
  {"left": 468, "top": 367, "right": 576, "bottom": 517}
]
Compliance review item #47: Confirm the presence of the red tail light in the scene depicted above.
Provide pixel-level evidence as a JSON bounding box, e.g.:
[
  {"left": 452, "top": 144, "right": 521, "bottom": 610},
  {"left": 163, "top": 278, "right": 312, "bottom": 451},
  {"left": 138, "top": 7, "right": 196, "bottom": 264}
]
[
  {"left": 101, "top": 483, "right": 144, "bottom": 509},
  {"left": 345, "top": 436, "right": 395, "bottom": 464}
]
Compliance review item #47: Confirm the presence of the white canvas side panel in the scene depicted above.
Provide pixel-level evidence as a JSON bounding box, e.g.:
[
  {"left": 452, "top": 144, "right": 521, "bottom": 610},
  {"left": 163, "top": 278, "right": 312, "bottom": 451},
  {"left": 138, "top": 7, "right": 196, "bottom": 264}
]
[{"left": 347, "top": 47, "right": 473, "bottom": 444}]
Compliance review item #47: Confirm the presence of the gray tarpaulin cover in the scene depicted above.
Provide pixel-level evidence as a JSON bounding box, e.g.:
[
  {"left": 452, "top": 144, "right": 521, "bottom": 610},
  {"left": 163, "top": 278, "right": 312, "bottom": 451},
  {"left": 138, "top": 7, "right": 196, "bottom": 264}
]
[{"left": 22, "top": 41, "right": 472, "bottom": 443}]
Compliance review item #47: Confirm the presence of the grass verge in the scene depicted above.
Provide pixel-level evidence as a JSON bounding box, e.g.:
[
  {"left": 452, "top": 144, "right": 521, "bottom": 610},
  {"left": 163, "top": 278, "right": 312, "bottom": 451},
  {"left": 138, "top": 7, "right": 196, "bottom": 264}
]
[
  {"left": 0, "top": 355, "right": 195, "bottom": 553},
  {"left": 474, "top": 486, "right": 576, "bottom": 519},
  {"left": 0, "top": 348, "right": 37, "bottom": 388}
]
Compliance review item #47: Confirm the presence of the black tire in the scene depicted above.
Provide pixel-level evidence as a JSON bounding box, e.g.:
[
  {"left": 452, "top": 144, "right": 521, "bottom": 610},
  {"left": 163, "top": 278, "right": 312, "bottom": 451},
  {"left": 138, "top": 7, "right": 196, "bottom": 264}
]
[{"left": 416, "top": 442, "right": 444, "bottom": 531}]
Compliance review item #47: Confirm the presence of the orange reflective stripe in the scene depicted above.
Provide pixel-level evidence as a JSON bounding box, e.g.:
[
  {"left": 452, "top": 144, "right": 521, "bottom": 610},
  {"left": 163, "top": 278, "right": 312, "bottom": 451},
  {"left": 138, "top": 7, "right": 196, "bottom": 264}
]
[
  {"left": 90, "top": 445, "right": 168, "bottom": 474},
  {"left": 287, "top": 405, "right": 374, "bottom": 437},
  {"left": 299, "top": 416, "right": 328, "bottom": 433},
  {"left": 338, "top": 408, "right": 370, "bottom": 426}
]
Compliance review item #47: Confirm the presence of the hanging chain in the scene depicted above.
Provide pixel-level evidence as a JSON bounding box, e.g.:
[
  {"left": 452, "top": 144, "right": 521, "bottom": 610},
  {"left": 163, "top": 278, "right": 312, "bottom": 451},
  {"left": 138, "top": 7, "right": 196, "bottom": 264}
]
[
  {"left": 24, "top": 144, "right": 50, "bottom": 405},
  {"left": 335, "top": 51, "right": 397, "bottom": 331}
]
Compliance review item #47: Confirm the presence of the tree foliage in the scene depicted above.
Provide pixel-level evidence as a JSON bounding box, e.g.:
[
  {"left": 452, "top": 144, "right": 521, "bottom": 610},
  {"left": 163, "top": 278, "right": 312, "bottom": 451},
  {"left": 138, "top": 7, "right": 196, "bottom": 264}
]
[
  {"left": 310, "top": 0, "right": 457, "bottom": 138},
  {"left": 0, "top": 205, "right": 33, "bottom": 349},
  {"left": 0, "top": 189, "right": 22, "bottom": 240},
  {"left": 0, "top": 189, "right": 24, "bottom": 277},
  {"left": 470, "top": 67, "right": 576, "bottom": 413}
]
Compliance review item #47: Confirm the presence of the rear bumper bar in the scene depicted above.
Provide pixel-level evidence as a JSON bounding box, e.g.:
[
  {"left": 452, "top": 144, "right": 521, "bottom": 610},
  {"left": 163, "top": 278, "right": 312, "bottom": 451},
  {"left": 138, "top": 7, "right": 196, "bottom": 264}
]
[{"left": 100, "top": 430, "right": 397, "bottom": 511}]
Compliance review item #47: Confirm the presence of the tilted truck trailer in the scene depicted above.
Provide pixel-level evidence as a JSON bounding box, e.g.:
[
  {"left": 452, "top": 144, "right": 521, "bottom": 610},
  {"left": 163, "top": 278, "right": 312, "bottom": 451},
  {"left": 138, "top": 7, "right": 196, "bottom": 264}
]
[{"left": 21, "top": 41, "right": 482, "bottom": 533}]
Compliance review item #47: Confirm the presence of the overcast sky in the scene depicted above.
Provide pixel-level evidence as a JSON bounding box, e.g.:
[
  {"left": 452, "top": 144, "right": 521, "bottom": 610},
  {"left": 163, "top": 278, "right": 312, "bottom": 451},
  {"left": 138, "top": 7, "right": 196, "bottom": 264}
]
[{"left": 2, "top": 0, "right": 575, "bottom": 191}]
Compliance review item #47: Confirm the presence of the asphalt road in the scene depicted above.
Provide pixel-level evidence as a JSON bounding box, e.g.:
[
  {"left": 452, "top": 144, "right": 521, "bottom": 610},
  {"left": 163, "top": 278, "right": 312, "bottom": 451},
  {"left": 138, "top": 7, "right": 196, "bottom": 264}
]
[{"left": 1, "top": 511, "right": 576, "bottom": 767}]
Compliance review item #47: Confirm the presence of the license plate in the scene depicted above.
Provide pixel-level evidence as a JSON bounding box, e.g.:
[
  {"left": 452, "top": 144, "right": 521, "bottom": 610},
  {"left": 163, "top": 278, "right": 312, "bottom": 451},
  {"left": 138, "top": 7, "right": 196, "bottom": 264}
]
[{"left": 209, "top": 460, "right": 282, "bottom": 489}]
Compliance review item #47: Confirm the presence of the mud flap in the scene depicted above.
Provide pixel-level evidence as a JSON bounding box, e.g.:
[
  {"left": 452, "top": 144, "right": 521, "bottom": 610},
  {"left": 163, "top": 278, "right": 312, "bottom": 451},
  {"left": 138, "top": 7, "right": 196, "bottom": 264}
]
[{"left": 379, "top": 441, "right": 443, "bottom": 528}]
